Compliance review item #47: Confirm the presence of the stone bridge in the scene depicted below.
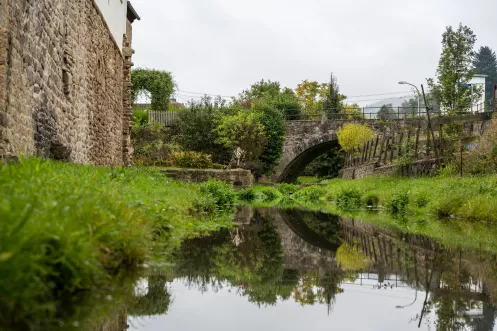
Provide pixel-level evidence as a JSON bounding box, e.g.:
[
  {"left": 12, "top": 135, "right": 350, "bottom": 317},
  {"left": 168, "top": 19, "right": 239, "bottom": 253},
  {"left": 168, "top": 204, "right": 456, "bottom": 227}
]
[{"left": 275, "top": 112, "right": 493, "bottom": 182}]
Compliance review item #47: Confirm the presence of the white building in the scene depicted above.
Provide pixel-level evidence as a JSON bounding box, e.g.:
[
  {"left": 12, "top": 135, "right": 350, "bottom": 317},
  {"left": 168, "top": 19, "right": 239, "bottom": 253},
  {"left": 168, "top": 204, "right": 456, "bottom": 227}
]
[{"left": 469, "top": 74, "right": 487, "bottom": 112}]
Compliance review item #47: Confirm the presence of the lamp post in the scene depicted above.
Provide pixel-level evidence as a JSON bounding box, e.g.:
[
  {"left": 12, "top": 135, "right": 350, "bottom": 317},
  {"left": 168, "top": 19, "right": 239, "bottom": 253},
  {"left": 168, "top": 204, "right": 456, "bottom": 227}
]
[
  {"left": 399, "top": 81, "right": 420, "bottom": 117},
  {"left": 395, "top": 289, "right": 418, "bottom": 309}
]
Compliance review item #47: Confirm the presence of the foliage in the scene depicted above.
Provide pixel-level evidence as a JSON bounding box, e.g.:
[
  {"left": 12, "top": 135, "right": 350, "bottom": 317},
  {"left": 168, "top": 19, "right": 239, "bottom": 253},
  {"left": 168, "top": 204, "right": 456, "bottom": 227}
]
[
  {"left": 301, "top": 149, "right": 344, "bottom": 178},
  {"left": 363, "top": 193, "right": 380, "bottom": 208},
  {"left": 252, "top": 101, "right": 286, "bottom": 177},
  {"left": 377, "top": 103, "right": 397, "bottom": 120},
  {"left": 427, "top": 24, "right": 481, "bottom": 112},
  {"left": 276, "top": 183, "right": 301, "bottom": 196},
  {"left": 336, "top": 242, "right": 371, "bottom": 271},
  {"left": 237, "top": 186, "right": 282, "bottom": 204},
  {"left": 386, "top": 190, "right": 410, "bottom": 215},
  {"left": 336, "top": 188, "right": 362, "bottom": 209},
  {"left": 176, "top": 98, "right": 233, "bottom": 164},
  {"left": 472, "top": 46, "right": 497, "bottom": 107},
  {"left": 337, "top": 123, "right": 375, "bottom": 151},
  {"left": 131, "top": 68, "right": 175, "bottom": 111},
  {"left": 216, "top": 110, "right": 267, "bottom": 166},
  {"left": 293, "top": 185, "right": 328, "bottom": 203},
  {"left": 463, "top": 119, "right": 497, "bottom": 175},
  {"left": 170, "top": 151, "right": 213, "bottom": 169},
  {"left": 295, "top": 80, "right": 330, "bottom": 114},
  {"left": 0, "top": 159, "right": 235, "bottom": 330},
  {"left": 198, "top": 180, "right": 237, "bottom": 212},
  {"left": 133, "top": 108, "right": 149, "bottom": 126},
  {"left": 322, "top": 73, "right": 345, "bottom": 116},
  {"left": 131, "top": 121, "right": 173, "bottom": 166},
  {"left": 238, "top": 79, "right": 302, "bottom": 120},
  {"left": 341, "top": 103, "right": 364, "bottom": 119},
  {"left": 128, "top": 276, "right": 171, "bottom": 317}
]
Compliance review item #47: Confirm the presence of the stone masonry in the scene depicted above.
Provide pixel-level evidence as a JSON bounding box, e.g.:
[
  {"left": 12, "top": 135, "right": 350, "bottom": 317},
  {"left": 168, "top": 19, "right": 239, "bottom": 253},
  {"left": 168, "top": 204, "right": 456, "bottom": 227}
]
[{"left": 0, "top": 0, "right": 139, "bottom": 165}]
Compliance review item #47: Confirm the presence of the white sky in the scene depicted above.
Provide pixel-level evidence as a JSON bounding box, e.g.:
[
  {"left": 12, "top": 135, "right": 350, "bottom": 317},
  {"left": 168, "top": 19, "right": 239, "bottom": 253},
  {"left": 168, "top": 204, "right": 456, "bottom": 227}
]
[{"left": 130, "top": 0, "right": 497, "bottom": 105}]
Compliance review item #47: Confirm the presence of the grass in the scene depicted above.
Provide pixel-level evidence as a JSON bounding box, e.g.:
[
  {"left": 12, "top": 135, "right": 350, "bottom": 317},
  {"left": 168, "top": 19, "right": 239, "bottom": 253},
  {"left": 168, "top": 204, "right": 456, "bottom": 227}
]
[
  {"left": 294, "top": 175, "right": 497, "bottom": 223},
  {"left": 297, "top": 176, "right": 321, "bottom": 185},
  {"left": 0, "top": 158, "right": 235, "bottom": 330}
]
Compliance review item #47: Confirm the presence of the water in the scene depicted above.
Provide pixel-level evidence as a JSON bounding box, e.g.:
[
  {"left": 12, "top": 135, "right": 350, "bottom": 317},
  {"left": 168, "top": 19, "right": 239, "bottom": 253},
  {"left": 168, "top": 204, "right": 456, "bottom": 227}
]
[{"left": 126, "top": 208, "right": 497, "bottom": 331}]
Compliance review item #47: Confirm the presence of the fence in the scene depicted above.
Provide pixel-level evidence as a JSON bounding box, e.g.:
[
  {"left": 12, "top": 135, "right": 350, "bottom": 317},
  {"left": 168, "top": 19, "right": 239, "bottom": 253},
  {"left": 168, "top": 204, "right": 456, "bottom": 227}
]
[
  {"left": 282, "top": 104, "right": 491, "bottom": 121},
  {"left": 148, "top": 110, "right": 180, "bottom": 126}
]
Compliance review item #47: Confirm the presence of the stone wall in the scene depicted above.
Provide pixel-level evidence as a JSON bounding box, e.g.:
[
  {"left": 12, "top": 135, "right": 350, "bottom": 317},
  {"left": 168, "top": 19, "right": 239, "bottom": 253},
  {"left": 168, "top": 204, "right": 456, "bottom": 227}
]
[
  {"left": 162, "top": 168, "right": 254, "bottom": 188},
  {"left": 0, "top": 0, "right": 134, "bottom": 165}
]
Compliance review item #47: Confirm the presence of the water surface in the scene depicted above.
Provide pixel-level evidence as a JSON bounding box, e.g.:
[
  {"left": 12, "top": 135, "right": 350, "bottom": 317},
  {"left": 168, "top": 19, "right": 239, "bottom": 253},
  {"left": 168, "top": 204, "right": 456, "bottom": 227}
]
[{"left": 127, "top": 208, "right": 497, "bottom": 331}]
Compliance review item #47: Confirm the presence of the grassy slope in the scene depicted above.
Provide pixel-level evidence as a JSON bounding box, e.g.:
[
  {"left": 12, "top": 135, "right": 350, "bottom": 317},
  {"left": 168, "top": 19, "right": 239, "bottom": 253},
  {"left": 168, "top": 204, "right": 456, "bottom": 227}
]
[{"left": 0, "top": 159, "right": 233, "bottom": 330}]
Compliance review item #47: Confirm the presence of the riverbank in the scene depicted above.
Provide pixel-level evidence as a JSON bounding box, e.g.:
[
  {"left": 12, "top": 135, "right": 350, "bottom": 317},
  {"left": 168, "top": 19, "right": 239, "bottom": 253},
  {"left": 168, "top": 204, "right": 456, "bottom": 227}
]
[{"left": 0, "top": 159, "right": 236, "bottom": 330}]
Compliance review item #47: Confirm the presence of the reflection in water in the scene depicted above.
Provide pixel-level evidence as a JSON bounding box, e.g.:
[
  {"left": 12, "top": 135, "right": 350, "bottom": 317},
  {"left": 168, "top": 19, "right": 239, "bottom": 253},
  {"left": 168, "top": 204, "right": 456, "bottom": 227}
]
[{"left": 128, "top": 209, "right": 497, "bottom": 331}]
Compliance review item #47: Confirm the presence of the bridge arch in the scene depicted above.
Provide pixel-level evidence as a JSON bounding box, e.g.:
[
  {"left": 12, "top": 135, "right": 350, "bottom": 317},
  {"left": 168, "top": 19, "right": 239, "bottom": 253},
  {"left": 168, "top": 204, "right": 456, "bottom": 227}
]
[{"left": 275, "top": 121, "right": 342, "bottom": 183}]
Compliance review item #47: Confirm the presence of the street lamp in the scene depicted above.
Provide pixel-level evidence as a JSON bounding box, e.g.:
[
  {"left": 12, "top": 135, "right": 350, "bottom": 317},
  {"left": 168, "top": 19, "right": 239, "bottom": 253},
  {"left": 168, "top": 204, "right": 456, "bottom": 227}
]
[
  {"left": 395, "top": 289, "right": 418, "bottom": 309},
  {"left": 399, "top": 81, "right": 421, "bottom": 117}
]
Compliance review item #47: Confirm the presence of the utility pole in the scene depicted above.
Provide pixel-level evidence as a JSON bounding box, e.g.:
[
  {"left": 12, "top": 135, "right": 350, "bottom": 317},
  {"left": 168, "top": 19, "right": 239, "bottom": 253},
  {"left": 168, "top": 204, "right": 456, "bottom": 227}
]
[
  {"left": 421, "top": 85, "right": 440, "bottom": 167},
  {"left": 494, "top": 84, "right": 497, "bottom": 112}
]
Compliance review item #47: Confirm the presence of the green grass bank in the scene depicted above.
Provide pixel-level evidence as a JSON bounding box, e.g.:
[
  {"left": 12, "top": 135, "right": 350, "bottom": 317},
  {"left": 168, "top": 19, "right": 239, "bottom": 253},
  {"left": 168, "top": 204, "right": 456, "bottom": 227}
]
[{"left": 0, "top": 159, "right": 236, "bottom": 330}]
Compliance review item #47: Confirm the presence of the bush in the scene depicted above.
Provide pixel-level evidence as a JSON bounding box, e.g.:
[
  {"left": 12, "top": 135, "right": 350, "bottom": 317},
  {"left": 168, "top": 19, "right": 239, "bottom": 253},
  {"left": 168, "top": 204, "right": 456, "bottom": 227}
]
[
  {"left": 131, "top": 122, "right": 172, "bottom": 165},
  {"left": 293, "top": 185, "right": 327, "bottom": 203},
  {"left": 336, "top": 188, "right": 362, "bottom": 209},
  {"left": 133, "top": 108, "right": 149, "bottom": 126},
  {"left": 176, "top": 99, "right": 233, "bottom": 164},
  {"left": 337, "top": 123, "right": 375, "bottom": 151},
  {"left": 198, "top": 180, "right": 236, "bottom": 211},
  {"left": 386, "top": 190, "right": 410, "bottom": 215},
  {"left": 276, "top": 183, "right": 300, "bottom": 196},
  {"left": 362, "top": 193, "right": 380, "bottom": 208},
  {"left": 170, "top": 151, "right": 213, "bottom": 169},
  {"left": 439, "top": 161, "right": 459, "bottom": 177},
  {"left": 431, "top": 194, "right": 465, "bottom": 218},
  {"left": 414, "top": 193, "right": 430, "bottom": 208},
  {"left": 252, "top": 101, "right": 286, "bottom": 177},
  {"left": 255, "top": 186, "right": 282, "bottom": 203},
  {"left": 237, "top": 187, "right": 257, "bottom": 202}
]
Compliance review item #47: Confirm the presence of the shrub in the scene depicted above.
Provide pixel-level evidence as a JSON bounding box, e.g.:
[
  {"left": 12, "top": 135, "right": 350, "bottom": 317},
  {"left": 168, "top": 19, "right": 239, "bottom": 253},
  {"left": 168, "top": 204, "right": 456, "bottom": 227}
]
[
  {"left": 276, "top": 183, "right": 301, "bottom": 196},
  {"left": 255, "top": 186, "right": 282, "bottom": 203},
  {"left": 430, "top": 194, "right": 464, "bottom": 218},
  {"left": 176, "top": 99, "right": 233, "bottom": 164},
  {"left": 386, "top": 190, "right": 410, "bottom": 215},
  {"left": 237, "top": 187, "right": 257, "bottom": 202},
  {"left": 414, "top": 193, "right": 430, "bottom": 208},
  {"left": 336, "top": 242, "right": 371, "bottom": 271},
  {"left": 252, "top": 101, "right": 286, "bottom": 177},
  {"left": 170, "top": 151, "right": 213, "bottom": 169},
  {"left": 131, "top": 68, "right": 175, "bottom": 111},
  {"left": 439, "top": 161, "right": 459, "bottom": 177},
  {"left": 336, "top": 188, "right": 362, "bottom": 209},
  {"left": 362, "top": 193, "right": 380, "bottom": 208},
  {"left": 337, "top": 123, "right": 375, "bottom": 151},
  {"left": 293, "top": 185, "right": 327, "bottom": 203},
  {"left": 131, "top": 122, "right": 172, "bottom": 165},
  {"left": 133, "top": 108, "right": 149, "bottom": 126},
  {"left": 198, "top": 180, "right": 236, "bottom": 211}
]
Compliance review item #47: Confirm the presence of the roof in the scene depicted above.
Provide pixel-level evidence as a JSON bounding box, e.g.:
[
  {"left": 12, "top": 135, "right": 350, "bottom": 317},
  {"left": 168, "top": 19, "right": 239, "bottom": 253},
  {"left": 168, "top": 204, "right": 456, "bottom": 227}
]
[
  {"left": 127, "top": 1, "right": 141, "bottom": 23},
  {"left": 473, "top": 74, "right": 488, "bottom": 78}
]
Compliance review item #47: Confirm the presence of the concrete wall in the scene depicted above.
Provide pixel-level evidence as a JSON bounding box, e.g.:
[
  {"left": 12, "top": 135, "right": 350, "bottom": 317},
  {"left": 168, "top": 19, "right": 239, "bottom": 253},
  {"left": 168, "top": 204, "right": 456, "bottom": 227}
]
[{"left": 0, "top": 0, "right": 134, "bottom": 165}]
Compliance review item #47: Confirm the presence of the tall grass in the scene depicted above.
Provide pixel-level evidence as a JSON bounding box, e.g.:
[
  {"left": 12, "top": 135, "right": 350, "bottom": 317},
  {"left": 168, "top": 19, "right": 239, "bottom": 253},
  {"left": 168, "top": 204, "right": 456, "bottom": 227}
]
[{"left": 0, "top": 159, "right": 234, "bottom": 330}]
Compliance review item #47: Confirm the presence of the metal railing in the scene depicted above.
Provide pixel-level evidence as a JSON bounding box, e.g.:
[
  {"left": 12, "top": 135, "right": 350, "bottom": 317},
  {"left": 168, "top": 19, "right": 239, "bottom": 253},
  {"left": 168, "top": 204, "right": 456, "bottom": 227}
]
[{"left": 282, "top": 104, "right": 491, "bottom": 121}]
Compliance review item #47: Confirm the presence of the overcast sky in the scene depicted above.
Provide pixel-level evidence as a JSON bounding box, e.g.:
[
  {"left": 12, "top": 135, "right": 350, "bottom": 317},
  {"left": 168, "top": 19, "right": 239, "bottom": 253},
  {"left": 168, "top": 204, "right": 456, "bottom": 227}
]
[{"left": 130, "top": 0, "right": 497, "bottom": 105}]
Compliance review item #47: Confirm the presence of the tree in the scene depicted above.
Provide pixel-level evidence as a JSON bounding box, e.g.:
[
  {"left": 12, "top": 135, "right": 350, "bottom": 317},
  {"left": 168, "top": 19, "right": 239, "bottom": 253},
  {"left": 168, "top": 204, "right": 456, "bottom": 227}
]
[
  {"left": 302, "top": 149, "right": 344, "bottom": 178},
  {"left": 342, "top": 103, "right": 363, "bottom": 119},
  {"left": 427, "top": 24, "right": 481, "bottom": 113},
  {"left": 216, "top": 110, "right": 267, "bottom": 167},
  {"left": 337, "top": 123, "right": 375, "bottom": 151},
  {"left": 473, "top": 46, "right": 497, "bottom": 106},
  {"left": 377, "top": 104, "right": 396, "bottom": 120},
  {"left": 295, "top": 80, "right": 329, "bottom": 114},
  {"left": 176, "top": 97, "right": 233, "bottom": 164},
  {"left": 322, "top": 73, "right": 345, "bottom": 117},
  {"left": 131, "top": 68, "right": 175, "bottom": 111},
  {"left": 239, "top": 79, "right": 282, "bottom": 102}
]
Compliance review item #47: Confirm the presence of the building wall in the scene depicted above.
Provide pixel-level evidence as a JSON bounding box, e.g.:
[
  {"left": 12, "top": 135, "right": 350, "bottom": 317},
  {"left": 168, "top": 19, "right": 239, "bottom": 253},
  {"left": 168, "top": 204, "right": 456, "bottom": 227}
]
[
  {"left": 0, "top": 0, "right": 133, "bottom": 165},
  {"left": 95, "top": 0, "right": 128, "bottom": 53}
]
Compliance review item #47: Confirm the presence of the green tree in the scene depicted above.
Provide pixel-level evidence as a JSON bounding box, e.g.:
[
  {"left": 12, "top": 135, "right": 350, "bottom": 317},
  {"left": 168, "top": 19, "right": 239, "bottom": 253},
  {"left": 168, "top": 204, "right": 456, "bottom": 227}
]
[
  {"left": 295, "top": 80, "right": 329, "bottom": 114},
  {"left": 131, "top": 69, "right": 175, "bottom": 110},
  {"left": 216, "top": 110, "right": 267, "bottom": 167},
  {"left": 252, "top": 101, "right": 286, "bottom": 177},
  {"left": 377, "top": 104, "right": 396, "bottom": 120},
  {"left": 239, "top": 79, "right": 283, "bottom": 102},
  {"left": 176, "top": 97, "right": 233, "bottom": 164},
  {"left": 323, "top": 73, "right": 345, "bottom": 117},
  {"left": 427, "top": 24, "right": 481, "bottom": 113},
  {"left": 473, "top": 46, "right": 497, "bottom": 107}
]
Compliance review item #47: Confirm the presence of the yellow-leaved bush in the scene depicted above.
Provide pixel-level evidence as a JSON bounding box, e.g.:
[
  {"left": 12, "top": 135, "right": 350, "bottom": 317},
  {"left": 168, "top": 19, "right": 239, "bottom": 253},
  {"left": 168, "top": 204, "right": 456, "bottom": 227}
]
[{"left": 337, "top": 123, "right": 375, "bottom": 151}]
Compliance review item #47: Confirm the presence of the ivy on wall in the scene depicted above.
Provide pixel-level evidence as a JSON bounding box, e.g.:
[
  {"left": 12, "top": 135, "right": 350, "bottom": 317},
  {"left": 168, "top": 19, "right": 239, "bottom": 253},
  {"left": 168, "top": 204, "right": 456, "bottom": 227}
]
[{"left": 131, "top": 68, "right": 175, "bottom": 110}]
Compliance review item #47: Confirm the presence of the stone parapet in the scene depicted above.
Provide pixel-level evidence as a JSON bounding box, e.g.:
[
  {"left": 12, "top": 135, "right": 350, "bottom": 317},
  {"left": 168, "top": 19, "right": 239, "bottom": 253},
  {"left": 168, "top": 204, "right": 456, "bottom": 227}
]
[{"left": 162, "top": 168, "right": 254, "bottom": 188}]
